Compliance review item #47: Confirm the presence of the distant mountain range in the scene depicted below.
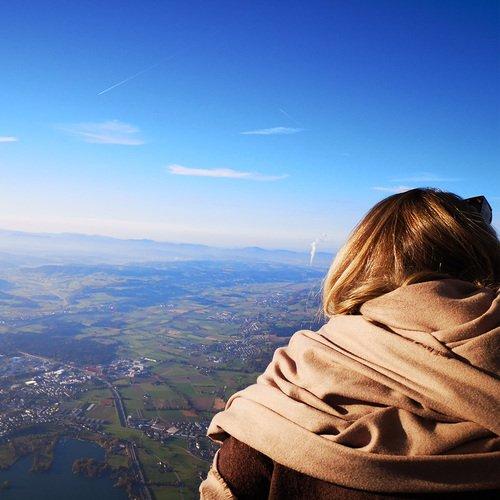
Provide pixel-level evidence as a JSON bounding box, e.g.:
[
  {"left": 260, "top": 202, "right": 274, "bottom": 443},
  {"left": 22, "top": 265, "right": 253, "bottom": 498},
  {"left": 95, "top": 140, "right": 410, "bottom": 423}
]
[{"left": 0, "top": 229, "right": 334, "bottom": 267}]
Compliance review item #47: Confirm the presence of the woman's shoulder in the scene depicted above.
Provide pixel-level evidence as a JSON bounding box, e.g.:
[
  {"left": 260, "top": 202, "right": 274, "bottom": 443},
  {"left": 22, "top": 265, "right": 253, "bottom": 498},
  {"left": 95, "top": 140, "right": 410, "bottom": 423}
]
[{"left": 216, "top": 435, "right": 273, "bottom": 498}]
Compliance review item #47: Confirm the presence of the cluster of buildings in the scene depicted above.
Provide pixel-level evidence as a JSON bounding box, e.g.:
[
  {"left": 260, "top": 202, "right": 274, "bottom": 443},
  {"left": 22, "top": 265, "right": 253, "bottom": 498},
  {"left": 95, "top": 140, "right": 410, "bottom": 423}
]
[
  {"left": 0, "top": 403, "right": 61, "bottom": 440},
  {"left": 87, "top": 358, "right": 154, "bottom": 379},
  {"left": 207, "top": 310, "right": 270, "bottom": 336},
  {"left": 127, "top": 417, "right": 216, "bottom": 461},
  {"left": 0, "top": 354, "right": 52, "bottom": 379},
  {"left": 196, "top": 335, "right": 270, "bottom": 366},
  {"left": 65, "top": 407, "right": 109, "bottom": 432},
  {"left": 254, "top": 290, "right": 289, "bottom": 307},
  {"left": 0, "top": 356, "right": 91, "bottom": 441},
  {"left": 206, "top": 296, "right": 300, "bottom": 339},
  {"left": 206, "top": 311, "right": 241, "bottom": 323}
]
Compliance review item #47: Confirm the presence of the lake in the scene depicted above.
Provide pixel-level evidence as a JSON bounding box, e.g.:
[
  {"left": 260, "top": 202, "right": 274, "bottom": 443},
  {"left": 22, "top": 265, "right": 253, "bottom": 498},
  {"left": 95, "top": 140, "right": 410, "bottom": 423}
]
[{"left": 0, "top": 438, "right": 127, "bottom": 500}]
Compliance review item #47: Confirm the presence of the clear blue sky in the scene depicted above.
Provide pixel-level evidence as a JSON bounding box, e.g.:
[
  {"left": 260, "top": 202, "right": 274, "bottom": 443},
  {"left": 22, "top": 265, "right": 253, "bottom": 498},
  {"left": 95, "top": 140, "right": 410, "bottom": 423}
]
[{"left": 0, "top": 0, "right": 498, "bottom": 251}]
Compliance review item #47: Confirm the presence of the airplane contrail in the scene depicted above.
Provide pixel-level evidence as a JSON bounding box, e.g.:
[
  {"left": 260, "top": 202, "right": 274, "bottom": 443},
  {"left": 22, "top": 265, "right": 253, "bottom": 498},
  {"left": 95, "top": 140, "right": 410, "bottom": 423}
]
[
  {"left": 97, "top": 54, "right": 176, "bottom": 96},
  {"left": 278, "top": 107, "right": 302, "bottom": 127}
]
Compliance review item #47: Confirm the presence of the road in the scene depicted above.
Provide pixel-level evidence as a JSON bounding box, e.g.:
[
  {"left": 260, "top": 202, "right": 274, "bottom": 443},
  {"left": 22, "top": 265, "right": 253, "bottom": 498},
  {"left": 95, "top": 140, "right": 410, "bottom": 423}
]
[
  {"left": 103, "top": 380, "right": 128, "bottom": 427},
  {"left": 88, "top": 373, "right": 152, "bottom": 500},
  {"left": 127, "top": 442, "right": 153, "bottom": 500},
  {"left": 106, "top": 382, "right": 152, "bottom": 500}
]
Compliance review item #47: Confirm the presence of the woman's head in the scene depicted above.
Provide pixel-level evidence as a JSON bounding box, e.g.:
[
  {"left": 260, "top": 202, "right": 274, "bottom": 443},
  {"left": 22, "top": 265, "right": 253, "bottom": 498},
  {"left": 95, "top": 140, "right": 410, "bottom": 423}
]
[{"left": 322, "top": 188, "right": 500, "bottom": 316}]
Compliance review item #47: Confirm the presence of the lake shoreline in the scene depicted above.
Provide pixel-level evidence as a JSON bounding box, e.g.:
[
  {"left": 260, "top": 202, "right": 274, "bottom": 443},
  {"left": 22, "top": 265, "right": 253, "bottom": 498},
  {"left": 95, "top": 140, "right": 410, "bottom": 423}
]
[{"left": 0, "top": 438, "right": 128, "bottom": 500}]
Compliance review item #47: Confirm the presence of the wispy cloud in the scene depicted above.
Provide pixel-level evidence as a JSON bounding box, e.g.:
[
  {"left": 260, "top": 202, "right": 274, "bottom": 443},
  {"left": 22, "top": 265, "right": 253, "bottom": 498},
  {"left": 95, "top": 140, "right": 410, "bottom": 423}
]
[
  {"left": 240, "top": 126, "right": 303, "bottom": 136},
  {"left": 167, "top": 164, "right": 288, "bottom": 181},
  {"left": 372, "top": 185, "right": 413, "bottom": 193},
  {"left": 0, "top": 136, "right": 19, "bottom": 143},
  {"left": 61, "top": 120, "right": 145, "bottom": 145},
  {"left": 390, "top": 172, "right": 460, "bottom": 183}
]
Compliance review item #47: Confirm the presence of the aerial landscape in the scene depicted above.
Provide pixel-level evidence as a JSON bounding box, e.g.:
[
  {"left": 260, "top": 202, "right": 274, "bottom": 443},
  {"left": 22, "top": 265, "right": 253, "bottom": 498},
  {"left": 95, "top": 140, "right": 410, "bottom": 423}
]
[
  {"left": 1, "top": 1, "right": 498, "bottom": 498},
  {"left": 0, "top": 232, "right": 327, "bottom": 499}
]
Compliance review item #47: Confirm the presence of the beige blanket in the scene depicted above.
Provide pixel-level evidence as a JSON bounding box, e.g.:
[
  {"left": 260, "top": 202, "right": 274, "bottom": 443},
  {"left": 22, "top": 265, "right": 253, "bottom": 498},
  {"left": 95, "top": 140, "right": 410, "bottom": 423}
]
[{"left": 207, "top": 279, "right": 500, "bottom": 493}]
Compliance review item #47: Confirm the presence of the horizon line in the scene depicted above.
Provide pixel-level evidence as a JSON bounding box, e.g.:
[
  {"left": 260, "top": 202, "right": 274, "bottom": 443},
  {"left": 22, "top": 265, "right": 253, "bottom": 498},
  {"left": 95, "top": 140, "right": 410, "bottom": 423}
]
[{"left": 0, "top": 226, "right": 337, "bottom": 255}]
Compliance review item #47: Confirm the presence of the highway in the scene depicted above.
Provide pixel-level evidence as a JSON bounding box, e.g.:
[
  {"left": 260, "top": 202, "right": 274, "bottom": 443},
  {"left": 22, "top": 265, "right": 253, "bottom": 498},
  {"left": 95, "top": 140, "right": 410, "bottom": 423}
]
[
  {"left": 102, "top": 380, "right": 127, "bottom": 427},
  {"left": 100, "top": 380, "right": 152, "bottom": 500},
  {"left": 127, "top": 441, "right": 153, "bottom": 500}
]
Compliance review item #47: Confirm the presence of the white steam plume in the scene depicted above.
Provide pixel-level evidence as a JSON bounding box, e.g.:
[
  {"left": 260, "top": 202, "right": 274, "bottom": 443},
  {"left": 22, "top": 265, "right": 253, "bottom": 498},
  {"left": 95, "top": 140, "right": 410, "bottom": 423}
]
[{"left": 309, "top": 233, "right": 327, "bottom": 266}]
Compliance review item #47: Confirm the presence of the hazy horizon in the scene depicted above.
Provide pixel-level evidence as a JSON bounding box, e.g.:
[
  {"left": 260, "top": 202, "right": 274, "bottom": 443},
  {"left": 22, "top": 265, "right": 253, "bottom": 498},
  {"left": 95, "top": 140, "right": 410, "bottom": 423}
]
[
  {"left": 0, "top": 226, "right": 335, "bottom": 268},
  {"left": 0, "top": 225, "right": 339, "bottom": 254},
  {"left": 0, "top": 223, "right": 336, "bottom": 254}
]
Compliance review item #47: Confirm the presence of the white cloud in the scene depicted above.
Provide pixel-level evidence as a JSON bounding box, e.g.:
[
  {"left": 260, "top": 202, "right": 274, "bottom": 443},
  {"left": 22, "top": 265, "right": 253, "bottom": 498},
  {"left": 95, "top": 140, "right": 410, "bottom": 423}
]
[
  {"left": 372, "top": 185, "right": 413, "bottom": 193},
  {"left": 391, "top": 172, "right": 460, "bottom": 183},
  {"left": 167, "top": 164, "right": 288, "bottom": 181},
  {"left": 0, "top": 136, "right": 19, "bottom": 143},
  {"left": 240, "top": 126, "right": 303, "bottom": 136},
  {"left": 61, "top": 120, "right": 145, "bottom": 145}
]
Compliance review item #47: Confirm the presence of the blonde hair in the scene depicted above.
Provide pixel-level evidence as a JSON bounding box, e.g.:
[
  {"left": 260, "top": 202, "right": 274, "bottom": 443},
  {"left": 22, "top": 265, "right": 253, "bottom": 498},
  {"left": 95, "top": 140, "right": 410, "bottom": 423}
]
[{"left": 322, "top": 188, "right": 500, "bottom": 316}]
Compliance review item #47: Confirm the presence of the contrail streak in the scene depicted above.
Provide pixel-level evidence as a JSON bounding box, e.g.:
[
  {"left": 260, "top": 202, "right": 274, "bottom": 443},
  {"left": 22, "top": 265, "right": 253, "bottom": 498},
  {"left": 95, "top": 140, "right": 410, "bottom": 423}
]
[
  {"left": 98, "top": 63, "right": 159, "bottom": 95},
  {"left": 278, "top": 107, "right": 302, "bottom": 126},
  {"left": 97, "top": 54, "right": 176, "bottom": 96}
]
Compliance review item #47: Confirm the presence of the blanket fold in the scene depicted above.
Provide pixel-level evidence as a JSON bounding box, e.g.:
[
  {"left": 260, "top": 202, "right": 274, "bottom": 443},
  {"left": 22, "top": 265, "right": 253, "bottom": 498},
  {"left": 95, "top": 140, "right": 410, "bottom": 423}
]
[{"left": 207, "top": 279, "right": 500, "bottom": 493}]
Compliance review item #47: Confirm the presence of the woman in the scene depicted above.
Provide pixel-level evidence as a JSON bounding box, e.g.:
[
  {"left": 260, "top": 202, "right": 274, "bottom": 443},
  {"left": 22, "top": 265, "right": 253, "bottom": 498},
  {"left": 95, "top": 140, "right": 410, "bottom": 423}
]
[{"left": 199, "top": 188, "right": 500, "bottom": 499}]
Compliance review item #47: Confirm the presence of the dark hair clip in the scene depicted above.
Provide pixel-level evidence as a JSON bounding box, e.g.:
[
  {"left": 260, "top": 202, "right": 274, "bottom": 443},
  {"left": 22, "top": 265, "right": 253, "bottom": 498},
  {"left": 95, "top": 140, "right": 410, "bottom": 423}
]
[{"left": 464, "top": 196, "right": 493, "bottom": 224}]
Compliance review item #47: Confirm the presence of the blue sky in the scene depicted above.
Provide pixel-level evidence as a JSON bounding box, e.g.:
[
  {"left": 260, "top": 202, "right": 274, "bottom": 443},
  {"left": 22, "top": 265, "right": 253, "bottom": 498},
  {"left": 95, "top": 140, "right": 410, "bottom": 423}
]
[{"left": 0, "top": 0, "right": 498, "bottom": 251}]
